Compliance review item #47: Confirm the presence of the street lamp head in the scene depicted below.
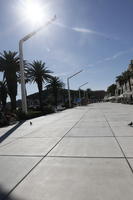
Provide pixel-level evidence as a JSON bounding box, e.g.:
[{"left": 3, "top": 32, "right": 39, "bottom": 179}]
[
  {"left": 79, "top": 82, "right": 88, "bottom": 89},
  {"left": 68, "top": 69, "right": 83, "bottom": 79}
]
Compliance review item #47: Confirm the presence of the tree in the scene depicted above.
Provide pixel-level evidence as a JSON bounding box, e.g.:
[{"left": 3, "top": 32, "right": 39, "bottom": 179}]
[
  {"left": 87, "top": 88, "right": 92, "bottom": 98},
  {"left": 27, "top": 60, "right": 52, "bottom": 109},
  {"left": 122, "top": 71, "right": 129, "bottom": 91},
  {"left": 47, "top": 76, "right": 64, "bottom": 107},
  {"left": 0, "top": 51, "right": 20, "bottom": 110},
  {"left": 0, "top": 80, "right": 8, "bottom": 110},
  {"left": 122, "top": 70, "right": 133, "bottom": 91},
  {"left": 107, "top": 84, "right": 116, "bottom": 96},
  {"left": 116, "top": 75, "right": 124, "bottom": 94}
]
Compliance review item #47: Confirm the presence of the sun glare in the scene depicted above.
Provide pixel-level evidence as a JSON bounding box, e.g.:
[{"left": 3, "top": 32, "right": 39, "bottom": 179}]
[
  {"left": 25, "top": 1, "right": 43, "bottom": 24},
  {"left": 20, "top": 0, "right": 51, "bottom": 25}
]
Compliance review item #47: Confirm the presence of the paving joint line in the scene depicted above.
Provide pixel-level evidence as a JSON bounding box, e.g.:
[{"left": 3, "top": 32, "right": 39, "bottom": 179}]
[
  {"left": 0, "top": 154, "right": 43, "bottom": 157},
  {"left": 0, "top": 108, "right": 80, "bottom": 147},
  {"left": 104, "top": 114, "right": 133, "bottom": 175},
  {"left": 47, "top": 155, "right": 128, "bottom": 159},
  {"left": 0, "top": 137, "right": 26, "bottom": 149},
  {"left": 65, "top": 135, "right": 114, "bottom": 138},
  {"left": 2, "top": 108, "right": 89, "bottom": 200}
]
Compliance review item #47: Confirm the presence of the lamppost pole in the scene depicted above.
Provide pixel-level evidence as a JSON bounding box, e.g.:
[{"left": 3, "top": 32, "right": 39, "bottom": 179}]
[
  {"left": 67, "top": 78, "right": 71, "bottom": 107},
  {"left": 19, "top": 16, "right": 56, "bottom": 113},
  {"left": 78, "top": 82, "right": 88, "bottom": 105},
  {"left": 67, "top": 70, "right": 83, "bottom": 108},
  {"left": 19, "top": 40, "right": 27, "bottom": 113}
]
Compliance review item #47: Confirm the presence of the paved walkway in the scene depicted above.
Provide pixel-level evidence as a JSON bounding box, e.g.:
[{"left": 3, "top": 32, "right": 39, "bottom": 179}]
[{"left": 0, "top": 103, "right": 133, "bottom": 200}]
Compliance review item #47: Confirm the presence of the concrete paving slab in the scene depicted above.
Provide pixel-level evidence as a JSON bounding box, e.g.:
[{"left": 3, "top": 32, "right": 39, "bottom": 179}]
[
  {"left": 66, "top": 127, "right": 113, "bottom": 137},
  {"left": 7, "top": 121, "right": 76, "bottom": 138},
  {"left": 1, "top": 103, "right": 133, "bottom": 200},
  {"left": 6, "top": 122, "right": 63, "bottom": 138},
  {"left": 54, "top": 121, "right": 77, "bottom": 126},
  {"left": 8, "top": 125, "right": 71, "bottom": 138},
  {"left": 49, "top": 137, "right": 123, "bottom": 157},
  {"left": 75, "top": 121, "right": 108, "bottom": 128},
  {"left": 117, "top": 137, "right": 133, "bottom": 157},
  {"left": 4, "top": 125, "right": 38, "bottom": 138},
  {"left": 111, "top": 126, "right": 133, "bottom": 136},
  {"left": 105, "top": 116, "right": 131, "bottom": 122},
  {"left": 80, "top": 117, "right": 106, "bottom": 122},
  {"left": 0, "top": 138, "right": 59, "bottom": 156},
  {"left": 1, "top": 120, "right": 47, "bottom": 138},
  {"left": 0, "top": 124, "right": 17, "bottom": 137},
  {"left": 109, "top": 121, "right": 131, "bottom": 127},
  {"left": 8, "top": 157, "right": 133, "bottom": 200},
  {"left": 0, "top": 138, "right": 16, "bottom": 147},
  {"left": 23, "top": 126, "right": 71, "bottom": 138},
  {"left": 127, "top": 159, "right": 133, "bottom": 169},
  {"left": 0, "top": 156, "right": 41, "bottom": 199},
  {"left": 110, "top": 115, "right": 131, "bottom": 120},
  {"left": 82, "top": 113, "right": 105, "bottom": 119}
]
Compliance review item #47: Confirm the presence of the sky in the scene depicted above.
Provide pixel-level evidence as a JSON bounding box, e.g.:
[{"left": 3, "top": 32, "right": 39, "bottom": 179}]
[{"left": 0, "top": 0, "right": 133, "bottom": 99}]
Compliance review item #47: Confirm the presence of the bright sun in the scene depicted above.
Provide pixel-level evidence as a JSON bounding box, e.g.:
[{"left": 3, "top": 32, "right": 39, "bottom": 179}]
[
  {"left": 21, "top": 0, "right": 50, "bottom": 25},
  {"left": 25, "top": 1, "right": 43, "bottom": 24}
]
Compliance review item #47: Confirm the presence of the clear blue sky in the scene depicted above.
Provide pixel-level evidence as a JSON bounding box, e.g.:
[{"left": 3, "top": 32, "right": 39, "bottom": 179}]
[{"left": 0, "top": 0, "right": 133, "bottom": 99}]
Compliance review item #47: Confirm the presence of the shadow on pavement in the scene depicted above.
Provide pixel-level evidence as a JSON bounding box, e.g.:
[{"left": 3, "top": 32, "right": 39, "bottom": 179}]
[
  {"left": 0, "top": 121, "right": 26, "bottom": 143},
  {"left": 0, "top": 186, "right": 23, "bottom": 200}
]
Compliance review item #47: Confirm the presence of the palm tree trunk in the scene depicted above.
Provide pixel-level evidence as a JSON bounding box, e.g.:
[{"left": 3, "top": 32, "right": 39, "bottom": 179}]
[
  {"left": 120, "top": 86, "right": 123, "bottom": 94},
  {"left": 54, "top": 92, "right": 58, "bottom": 108},
  {"left": 10, "top": 94, "right": 16, "bottom": 111},
  {"left": 129, "top": 79, "right": 132, "bottom": 91},
  {"left": 39, "top": 93, "right": 43, "bottom": 110},
  {"left": 2, "top": 99, "right": 6, "bottom": 110},
  {"left": 37, "top": 82, "right": 43, "bottom": 111},
  {"left": 6, "top": 74, "right": 17, "bottom": 111}
]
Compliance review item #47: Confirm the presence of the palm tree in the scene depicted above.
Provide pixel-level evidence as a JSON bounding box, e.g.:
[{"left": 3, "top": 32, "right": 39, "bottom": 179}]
[
  {"left": 123, "top": 70, "right": 133, "bottom": 91},
  {"left": 27, "top": 60, "right": 52, "bottom": 109},
  {"left": 122, "top": 71, "right": 129, "bottom": 91},
  {"left": 0, "top": 80, "right": 8, "bottom": 110},
  {"left": 87, "top": 88, "right": 92, "bottom": 99},
  {"left": 116, "top": 75, "right": 124, "bottom": 94},
  {"left": 125, "top": 70, "right": 133, "bottom": 91},
  {"left": 47, "top": 76, "right": 65, "bottom": 107},
  {"left": 0, "top": 51, "right": 20, "bottom": 110},
  {"left": 107, "top": 84, "right": 116, "bottom": 96}
]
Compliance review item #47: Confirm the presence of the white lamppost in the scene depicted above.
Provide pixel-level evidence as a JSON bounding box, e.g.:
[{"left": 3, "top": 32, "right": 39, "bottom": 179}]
[
  {"left": 79, "top": 82, "right": 88, "bottom": 105},
  {"left": 67, "top": 70, "right": 83, "bottom": 108},
  {"left": 19, "top": 16, "right": 56, "bottom": 113}
]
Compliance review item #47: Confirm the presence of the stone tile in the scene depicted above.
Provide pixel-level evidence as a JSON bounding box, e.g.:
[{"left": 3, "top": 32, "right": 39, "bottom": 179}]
[
  {"left": 9, "top": 158, "right": 133, "bottom": 200},
  {"left": 0, "top": 138, "right": 59, "bottom": 156},
  {"left": 109, "top": 121, "right": 131, "bottom": 127},
  {"left": 0, "top": 124, "right": 17, "bottom": 137},
  {"left": 111, "top": 126, "right": 133, "bottom": 136},
  {"left": 106, "top": 116, "right": 131, "bottom": 122},
  {"left": 128, "top": 159, "right": 133, "bottom": 169},
  {"left": 80, "top": 118, "right": 106, "bottom": 122},
  {"left": 0, "top": 156, "right": 41, "bottom": 199},
  {"left": 49, "top": 137, "right": 123, "bottom": 157},
  {"left": 25, "top": 127, "right": 70, "bottom": 138},
  {"left": 0, "top": 138, "right": 16, "bottom": 147},
  {"left": 66, "top": 127, "right": 113, "bottom": 137},
  {"left": 10, "top": 126, "right": 70, "bottom": 138},
  {"left": 81, "top": 114, "right": 106, "bottom": 122},
  {"left": 75, "top": 121, "right": 108, "bottom": 128},
  {"left": 117, "top": 137, "right": 133, "bottom": 157}
]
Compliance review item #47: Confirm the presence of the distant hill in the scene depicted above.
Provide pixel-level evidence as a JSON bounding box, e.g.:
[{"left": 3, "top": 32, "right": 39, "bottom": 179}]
[{"left": 16, "top": 89, "right": 106, "bottom": 107}]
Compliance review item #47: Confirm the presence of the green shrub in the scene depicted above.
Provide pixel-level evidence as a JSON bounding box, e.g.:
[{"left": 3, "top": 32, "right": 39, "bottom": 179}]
[
  {"left": 43, "top": 105, "right": 55, "bottom": 114},
  {"left": 16, "top": 110, "right": 43, "bottom": 120},
  {"left": 16, "top": 105, "right": 55, "bottom": 120}
]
